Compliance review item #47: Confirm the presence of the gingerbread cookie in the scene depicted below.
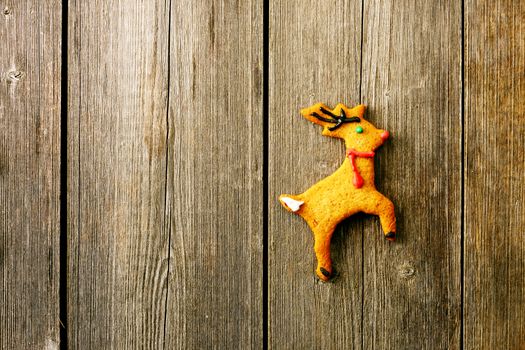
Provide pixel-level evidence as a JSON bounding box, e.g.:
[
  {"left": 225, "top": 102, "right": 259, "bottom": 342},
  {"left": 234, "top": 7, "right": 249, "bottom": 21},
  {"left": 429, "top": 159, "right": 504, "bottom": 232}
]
[{"left": 279, "top": 103, "right": 396, "bottom": 281}]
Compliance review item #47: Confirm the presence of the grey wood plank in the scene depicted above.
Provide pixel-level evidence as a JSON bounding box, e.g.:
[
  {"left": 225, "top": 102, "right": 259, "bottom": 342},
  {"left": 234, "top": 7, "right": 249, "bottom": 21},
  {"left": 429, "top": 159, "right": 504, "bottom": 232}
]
[
  {"left": 464, "top": 1, "right": 525, "bottom": 349},
  {"left": 269, "top": 1, "right": 364, "bottom": 348},
  {"left": 67, "top": 1, "right": 170, "bottom": 348},
  {"left": 0, "top": 0, "right": 61, "bottom": 348},
  {"left": 163, "top": 0, "right": 264, "bottom": 348},
  {"left": 361, "top": 1, "right": 462, "bottom": 349}
]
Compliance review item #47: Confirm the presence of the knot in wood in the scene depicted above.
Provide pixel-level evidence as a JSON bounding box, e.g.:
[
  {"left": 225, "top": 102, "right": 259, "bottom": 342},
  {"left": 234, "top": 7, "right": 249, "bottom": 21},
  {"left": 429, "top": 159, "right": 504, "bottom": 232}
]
[
  {"left": 8, "top": 70, "right": 23, "bottom": 82},
  {"left": 398, "top": 262, "right": 416, "bottom": 279}
]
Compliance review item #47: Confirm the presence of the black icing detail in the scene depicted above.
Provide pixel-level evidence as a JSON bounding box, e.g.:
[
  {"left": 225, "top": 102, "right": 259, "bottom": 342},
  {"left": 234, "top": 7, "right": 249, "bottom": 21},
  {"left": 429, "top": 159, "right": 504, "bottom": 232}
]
[
  {"left": 311, "top": 112, "right": 334, "bottom": 123},
  {"left": 311, "top": 107, "right": 360, "bottom": 130},
  {"left": 320, "top": 267, "right": 331, "bottom": 277}
]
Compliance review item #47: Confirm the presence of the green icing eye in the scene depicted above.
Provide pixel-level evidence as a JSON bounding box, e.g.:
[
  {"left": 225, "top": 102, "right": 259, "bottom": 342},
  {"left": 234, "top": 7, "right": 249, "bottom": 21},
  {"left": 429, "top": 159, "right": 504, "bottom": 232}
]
[{"left": 356, "top": 126, "right": 363, "bottom": 133}]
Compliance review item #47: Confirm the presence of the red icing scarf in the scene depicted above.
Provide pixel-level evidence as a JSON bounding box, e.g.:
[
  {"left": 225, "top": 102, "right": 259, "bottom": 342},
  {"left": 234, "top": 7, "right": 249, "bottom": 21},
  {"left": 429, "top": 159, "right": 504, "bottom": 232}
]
[{"left": 346, "top": 149, "right": 375, "bottom": 188}]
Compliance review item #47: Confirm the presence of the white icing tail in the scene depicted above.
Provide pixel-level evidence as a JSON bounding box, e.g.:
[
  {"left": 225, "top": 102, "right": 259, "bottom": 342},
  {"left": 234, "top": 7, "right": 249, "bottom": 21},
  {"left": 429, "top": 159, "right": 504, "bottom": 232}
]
[{"left": 280, "top": 197, "right": 304, "bottom": 212}]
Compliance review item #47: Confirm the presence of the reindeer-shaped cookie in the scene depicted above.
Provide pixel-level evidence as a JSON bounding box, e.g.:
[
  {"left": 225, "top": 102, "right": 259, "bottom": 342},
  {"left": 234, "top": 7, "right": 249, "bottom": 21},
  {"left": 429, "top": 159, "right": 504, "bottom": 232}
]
[{"left": 279, "top": 103, "right": 396, "bottom": 281}]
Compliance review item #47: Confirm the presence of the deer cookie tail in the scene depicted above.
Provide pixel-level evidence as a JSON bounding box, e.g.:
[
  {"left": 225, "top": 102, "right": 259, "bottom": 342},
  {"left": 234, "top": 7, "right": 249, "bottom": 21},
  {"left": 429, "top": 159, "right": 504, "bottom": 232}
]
[{"left": 278, "top": 194, "right": 304, "bottom": 213}]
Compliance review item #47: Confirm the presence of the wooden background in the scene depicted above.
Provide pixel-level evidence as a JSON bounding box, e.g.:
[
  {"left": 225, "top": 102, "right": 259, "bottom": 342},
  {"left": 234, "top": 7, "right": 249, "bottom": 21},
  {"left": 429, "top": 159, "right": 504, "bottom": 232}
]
[{"left": 1, "top": 0, "right": 524, "bottom": 349}]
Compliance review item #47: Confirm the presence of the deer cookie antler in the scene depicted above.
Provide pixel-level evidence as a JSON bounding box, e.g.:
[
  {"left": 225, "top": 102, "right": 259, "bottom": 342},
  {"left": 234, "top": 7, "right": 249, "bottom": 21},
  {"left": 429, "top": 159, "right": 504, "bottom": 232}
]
[
  {"left": 279, "top": 103, "right": 396, "bottom": 282},
  {"left": 311, "top": 106, "right": 361, "bottom": 130}
]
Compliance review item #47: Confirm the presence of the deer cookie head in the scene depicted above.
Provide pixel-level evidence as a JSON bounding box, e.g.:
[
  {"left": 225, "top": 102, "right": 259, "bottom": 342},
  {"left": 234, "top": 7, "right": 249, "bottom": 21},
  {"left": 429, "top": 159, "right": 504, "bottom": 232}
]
[{"left": 300, "top": 103, "right": 389, "bottom": 152}]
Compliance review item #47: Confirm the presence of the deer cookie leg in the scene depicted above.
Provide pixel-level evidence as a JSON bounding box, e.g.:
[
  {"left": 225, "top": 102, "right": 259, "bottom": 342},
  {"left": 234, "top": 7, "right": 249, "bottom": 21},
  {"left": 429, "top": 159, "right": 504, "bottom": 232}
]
[
  {"left": 377, "top": 195, "right": 396, "bottom": 241},
  {"left": 312, "top": 223, "right": 337, "bottom": 281},
  {"left": 362, "top": 192, "right": 396, "bottom": 241}
]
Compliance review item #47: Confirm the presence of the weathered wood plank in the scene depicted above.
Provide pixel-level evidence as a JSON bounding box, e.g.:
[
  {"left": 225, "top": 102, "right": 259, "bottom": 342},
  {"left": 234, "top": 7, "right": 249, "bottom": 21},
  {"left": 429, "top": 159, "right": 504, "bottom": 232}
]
[
  {"left": 361, "top": 1, "right": 462, "bottom": 348},
  {"left": 0, "top": 1, "right": 61, "bottom": 348},
  {"left": 464, "top": 1, "right": 525, "bottom": 349},
  {"left": 67, "top": 1, "right": 170, "bottom": 348},
  {"left": 269, "top": 1, "right": 364, "bottom": 348},
  {"left": 163, "top": 0, "right": 264, "bottom": 348}
]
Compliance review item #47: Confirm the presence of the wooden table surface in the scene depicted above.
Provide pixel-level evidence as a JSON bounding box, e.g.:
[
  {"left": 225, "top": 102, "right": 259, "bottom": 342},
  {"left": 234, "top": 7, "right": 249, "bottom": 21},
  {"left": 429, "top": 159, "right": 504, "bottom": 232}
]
[{"left": 1, "top": 0, "right": 524, "bottom": 349}]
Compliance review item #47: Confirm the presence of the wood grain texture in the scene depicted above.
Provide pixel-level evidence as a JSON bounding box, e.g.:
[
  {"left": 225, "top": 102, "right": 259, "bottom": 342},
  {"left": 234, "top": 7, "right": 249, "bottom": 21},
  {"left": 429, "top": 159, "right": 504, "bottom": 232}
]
[
  {"left": 269, "top": 1, "right": 364, "bottom": 348},
  {"left": 464, "top": 1, "right": 525, "bottom": 349},
  {"left": 360, "top": 1, "right": 462, "bottom": 348},
  {"left": 163, "top": 0, "right": 263, "bottom": 348},
  {"left": 67, "top": 0, "right": 170, "bottom": 348},
  {"left": 0, "top": 0, "right": 61, "bottom": 349}
]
